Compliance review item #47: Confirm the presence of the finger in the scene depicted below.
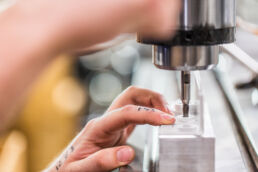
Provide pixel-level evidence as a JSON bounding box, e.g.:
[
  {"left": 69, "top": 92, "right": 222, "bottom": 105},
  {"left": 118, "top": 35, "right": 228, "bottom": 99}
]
[
  {"left": 149, "top": 93, "right": 172, "bottom": 114},
  {"left": 125, "top": 124, "right": 136, "bottom": 137},
  {"left": 108, "top": 86, "right": 171, "bottom": 114},
  {"left": 118, "top": 125, "right": 136, "bottom": 145},
  {"left": 131, "top": 87, "right": 172, "bottom": 114},
  {"left": 68, "top": 146, "right": 135, "bottom": 172},
  {"left": 98, "top": 105, "right": 175, "bottom": 133}
]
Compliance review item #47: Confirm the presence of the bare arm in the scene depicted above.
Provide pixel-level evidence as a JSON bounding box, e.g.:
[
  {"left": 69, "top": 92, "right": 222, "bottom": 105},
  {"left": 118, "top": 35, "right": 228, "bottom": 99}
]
[
  {"left": 0, "top": 4, "right": 59, "bottom": 130},
  {"left": 0, "top": 0, "right": 180, "bottom": 131}
]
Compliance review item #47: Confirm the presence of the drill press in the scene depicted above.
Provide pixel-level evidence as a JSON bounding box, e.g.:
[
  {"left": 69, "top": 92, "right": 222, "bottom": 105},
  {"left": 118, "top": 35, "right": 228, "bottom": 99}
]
[{"left": 138, "top": 0, "right": 236, "bottom": 118}]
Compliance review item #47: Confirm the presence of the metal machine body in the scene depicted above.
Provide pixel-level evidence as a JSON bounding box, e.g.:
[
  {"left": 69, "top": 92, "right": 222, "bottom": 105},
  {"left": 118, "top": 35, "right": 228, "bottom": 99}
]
[
  {"left": 139, "top": 0, "right": 236, "bottom": 70},
  {"left": 142, "top": 72, "right": 215, "bottom": 172},
  {"left": 135, "top": 0, "right": 236, "bottom": 171},
  {"left": 138, "top": 0, "right": 236, "bottom": 117},
  {"left": 119, "top": 59, "right": 250, "bottom": 172}
]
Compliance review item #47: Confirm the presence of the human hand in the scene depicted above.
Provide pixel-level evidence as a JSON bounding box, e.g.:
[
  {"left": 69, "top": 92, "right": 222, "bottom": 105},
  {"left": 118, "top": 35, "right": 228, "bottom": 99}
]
[{"left": 47, "top": 86, "right": 175, "bottom": 172}]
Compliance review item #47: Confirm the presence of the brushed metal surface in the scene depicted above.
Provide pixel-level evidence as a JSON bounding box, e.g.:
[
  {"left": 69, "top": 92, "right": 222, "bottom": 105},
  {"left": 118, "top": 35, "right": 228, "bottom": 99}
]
[
  {"left": 158, "top": 109, "right": 215, "bottom": 172},
  {"left": 153, "top": 45, "right": 219, "bottom": 71},
  {"left": 151, "top": 0, "right": 235, "bottom": 71},
  {"left": 177, "top": 0, "right": 235, "bottom": 30}
]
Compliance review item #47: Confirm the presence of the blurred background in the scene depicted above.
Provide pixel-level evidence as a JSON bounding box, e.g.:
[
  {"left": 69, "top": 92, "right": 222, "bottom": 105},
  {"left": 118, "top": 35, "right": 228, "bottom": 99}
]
[{"left": 0, "top": 0, "right": 258, "bottom": 171}]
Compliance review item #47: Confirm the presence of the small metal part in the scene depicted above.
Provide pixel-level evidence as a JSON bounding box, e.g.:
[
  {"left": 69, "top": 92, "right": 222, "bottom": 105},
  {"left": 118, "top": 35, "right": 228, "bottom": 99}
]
[
  {"left": 183, "top": 103, "right": 190, "bottom": 117},
  {"left": 181, "top": 71, "right": 191, "bottom": 117},
  {"left": 172, "top": 99, "right": 198, "bottom": 115}
]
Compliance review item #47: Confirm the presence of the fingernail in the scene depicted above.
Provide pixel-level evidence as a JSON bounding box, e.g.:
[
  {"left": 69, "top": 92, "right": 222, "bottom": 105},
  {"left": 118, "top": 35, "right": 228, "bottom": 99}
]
[
  {"left": 117, "top": 147, "right": 134, "bottom": 163},
  {"left": 161, "top": 113, "right": 175, "bottom": 124}
]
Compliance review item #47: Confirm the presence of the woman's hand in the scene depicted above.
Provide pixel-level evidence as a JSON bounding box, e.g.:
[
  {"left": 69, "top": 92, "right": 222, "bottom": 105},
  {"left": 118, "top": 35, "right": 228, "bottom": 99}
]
[{"left": 46, "top": 87, "right": 175, "bottom": 172}]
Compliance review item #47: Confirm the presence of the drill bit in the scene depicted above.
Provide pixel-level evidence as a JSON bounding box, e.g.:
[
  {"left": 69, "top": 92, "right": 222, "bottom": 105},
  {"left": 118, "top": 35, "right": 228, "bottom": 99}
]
[{"left": 181, "top": 71, "right": 191, "bottom": 117}]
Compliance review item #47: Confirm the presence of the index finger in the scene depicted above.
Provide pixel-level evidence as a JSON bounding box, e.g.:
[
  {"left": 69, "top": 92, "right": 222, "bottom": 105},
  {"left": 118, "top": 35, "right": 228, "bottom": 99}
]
[
  {"left": 97, "top": 105, "right": 175, "bottom": 133},
  {"left": 108, "top": 86, "right": 172, "bottom": 114}
]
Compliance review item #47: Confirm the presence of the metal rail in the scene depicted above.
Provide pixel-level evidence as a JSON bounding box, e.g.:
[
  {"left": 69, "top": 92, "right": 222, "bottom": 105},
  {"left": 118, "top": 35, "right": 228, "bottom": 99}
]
[{"left": 221, "top": 44, "right": 258, "bottom": 75}]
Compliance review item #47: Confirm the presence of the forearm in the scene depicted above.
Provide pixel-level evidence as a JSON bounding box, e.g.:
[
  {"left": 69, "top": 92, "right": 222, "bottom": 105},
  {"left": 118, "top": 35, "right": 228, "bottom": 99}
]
[
  {"left": 0, "top": 0, "right": 179, "bottom": 132},
  {"left": 0, "top": 0, "right": 134, "bottom": 123},
  {"left": 0, "top": 4, "right": 62, "bottom": 131},
  {"left": 0, "top": 0, "right": 123, "bottom": 130}
]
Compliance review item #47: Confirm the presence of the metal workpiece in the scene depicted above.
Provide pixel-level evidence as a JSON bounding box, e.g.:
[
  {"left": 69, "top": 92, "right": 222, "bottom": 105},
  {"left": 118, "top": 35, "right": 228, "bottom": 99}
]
[
  {"left": 143, "top": 72, "right": 215, "bottom": 172},
  {"left": 153, "top": 45, "right": 219, "bottom": 71},
  {"left": 156, "top": 109, "right": 215, "bottom": 172}
]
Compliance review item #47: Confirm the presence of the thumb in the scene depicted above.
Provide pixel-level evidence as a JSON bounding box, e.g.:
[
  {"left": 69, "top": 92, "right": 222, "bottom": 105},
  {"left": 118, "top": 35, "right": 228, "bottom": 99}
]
[{"left": 69, "top": 146, "right": 135, "bottom": 172}]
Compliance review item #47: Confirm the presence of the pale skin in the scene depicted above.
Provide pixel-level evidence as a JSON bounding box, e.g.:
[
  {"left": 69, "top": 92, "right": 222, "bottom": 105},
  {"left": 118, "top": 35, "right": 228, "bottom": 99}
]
[
  {"left": 0, "top": 0, "right": 180, "bottom": 171},
  {"left": 0, "top": 0, "right": 180, "bottom": 131},
  {"left": 45, "top": 86, "right": 175, "bottom": 172}
]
